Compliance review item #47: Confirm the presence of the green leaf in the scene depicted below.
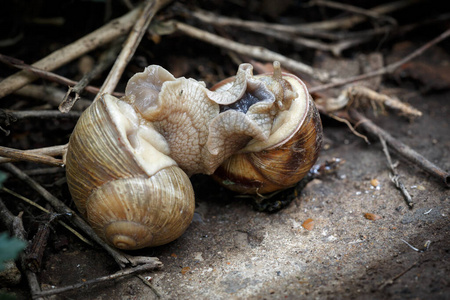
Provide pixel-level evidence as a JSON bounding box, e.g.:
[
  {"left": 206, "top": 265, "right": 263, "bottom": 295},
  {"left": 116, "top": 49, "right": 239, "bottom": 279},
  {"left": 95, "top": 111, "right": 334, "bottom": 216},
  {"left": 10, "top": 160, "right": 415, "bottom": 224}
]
[
  {"left": 0, "top": 232, "right": 27, "bottom": 272},
  {"left": 0, "top": 171, "right": 7, "bottom": 188}
]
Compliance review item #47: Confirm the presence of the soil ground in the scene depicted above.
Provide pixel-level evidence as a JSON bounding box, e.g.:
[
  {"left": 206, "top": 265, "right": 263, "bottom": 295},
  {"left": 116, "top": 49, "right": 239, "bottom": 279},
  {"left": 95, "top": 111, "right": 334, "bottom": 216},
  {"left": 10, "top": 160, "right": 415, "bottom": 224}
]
[
  {"left": 36, "top": 89, "right": 450, "bottom": 299},
  {"left": 0, "top": 1, "right": 449, "bottom": 299}
]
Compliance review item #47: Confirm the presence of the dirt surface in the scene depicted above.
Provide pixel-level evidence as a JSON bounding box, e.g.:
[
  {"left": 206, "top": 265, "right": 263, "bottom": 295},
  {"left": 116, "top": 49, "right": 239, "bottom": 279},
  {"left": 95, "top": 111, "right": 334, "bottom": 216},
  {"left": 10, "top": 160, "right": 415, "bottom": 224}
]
[
  {"left": 33, "top": 89, "right": 450, "bottom": 300},
  {"left": 1, "top": 1, "right": 449, "bottom": 299}
]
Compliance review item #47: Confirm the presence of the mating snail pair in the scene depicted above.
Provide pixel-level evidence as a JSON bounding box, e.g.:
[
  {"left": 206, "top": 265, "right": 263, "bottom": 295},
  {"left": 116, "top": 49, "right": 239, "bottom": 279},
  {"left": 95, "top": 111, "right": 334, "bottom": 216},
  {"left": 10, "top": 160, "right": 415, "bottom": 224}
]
[{"left": 65, "top": 61, "right": 323, "bottom": 250}]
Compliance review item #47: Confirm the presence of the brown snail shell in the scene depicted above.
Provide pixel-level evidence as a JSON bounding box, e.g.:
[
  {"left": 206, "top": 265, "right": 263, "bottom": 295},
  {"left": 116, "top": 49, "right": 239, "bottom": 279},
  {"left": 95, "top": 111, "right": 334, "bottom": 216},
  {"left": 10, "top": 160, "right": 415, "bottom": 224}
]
[
  {"left": 211, "top": 66, "right": 323, "bottom": 194},
  {"left": 66, "top": 94, "right": 195, "bottom": 250}
]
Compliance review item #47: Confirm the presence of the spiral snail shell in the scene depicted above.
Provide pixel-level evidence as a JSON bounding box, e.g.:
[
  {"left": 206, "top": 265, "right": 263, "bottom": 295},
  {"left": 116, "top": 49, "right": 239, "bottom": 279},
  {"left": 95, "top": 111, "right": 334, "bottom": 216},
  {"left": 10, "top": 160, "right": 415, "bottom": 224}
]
[
  {"left": 65, "top": 61, "right": 322, "bottom": 250},
  {"left": 211, "top": 65, "right": 323, "bottom": 194}
]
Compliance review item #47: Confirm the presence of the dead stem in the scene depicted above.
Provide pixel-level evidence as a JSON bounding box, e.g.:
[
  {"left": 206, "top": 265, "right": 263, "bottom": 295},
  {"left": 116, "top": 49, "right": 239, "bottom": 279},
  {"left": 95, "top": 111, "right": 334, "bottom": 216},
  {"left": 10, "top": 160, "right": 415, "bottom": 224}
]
[
  {"left": 1, "top": 163, "right": 163, "bottom": 269},
  {"left": 186, "top": 6, "right": 368, "bottom": 56},
  {"left": 59, "top": 40, "right": 123, "bottom": 112},
  {"left": 4, "top": 110, "right": 82, "bottom": 120},
  {"left": 137, "top": 274, "right": 161, "bottom": 298},
  {"left": 311, "top": 0, "right": 397, "bottom": 26},
  {"left": 186, "top": 2, "right": 448, "bottom": 56},
  {"left": 23, "top": 167, "right": 65, "bottom": 176},
  {"left": 33, "top": 264, "right": 158, "bottom": 298},
  {"left": 0, "top": 4, "right": 144, "bottom": 99},
  {"left": 378, "top": 261, "right": 419, "bottom": 290},
  {"left": 0, "top": 54, "right": 120, "bottom": 97},
  {"left": 186, "top": 0, "right": 415, "bottom": 36},
  {"left": 0, "top": 144, "right": 67, "bottom": 164},
  {"left": 14, "top": 84, "right": 92, "bottom": 111},
  {"left": 0, "top": 146, "right": 64, "bottom": 167},
  {"left": 95, "top": 0, "right": 174, "bottom": 101},
  {"left": 174, "top": 21, "right": 331, "bottom": 82},
  {"left": 349, "top": 109, "right": 450, "bottom": 188},
  {"left": 379, "top": 135, "right": 414, "bottom": 208},
  {"left": 328, "top": 113, "right": 369, "bottom": 143}
]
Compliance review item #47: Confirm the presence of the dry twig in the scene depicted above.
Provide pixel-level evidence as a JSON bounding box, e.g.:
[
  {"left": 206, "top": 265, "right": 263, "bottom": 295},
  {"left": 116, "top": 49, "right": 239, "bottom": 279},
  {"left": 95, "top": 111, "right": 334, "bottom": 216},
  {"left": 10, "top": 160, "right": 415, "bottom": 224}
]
[
  {"left": 0, "top": 4, "right": 144, "bottom": 99},
  {"left": 379, "top": 135, "right": 414, "bottom": 208},
  {"left": 59, "top": 41, "right": 123, "bottom": 112},
  {"left": 174, "top": 21, "right": 331, "bottom": 82},
  {"left": 95, "top": 0, "right": 174, "bottom": 101},
  {"left": 186, "top": 0, "right": 414, "bottom": 37},
  {"left": 0, "top": 144, "right": 67, "bottom": 164},
  {"left": 0, "top": 54, "right": 122, "bottom": 98},
  {"left": 378, "top": 261, "right": 419, "bottom": 290},
  {"left": 0, "top": 146, "right": 64, "bottom": 167},
  {"left": 33, "top": 264, "right": 157, "bottom": 298},
  {"left": 312, "top": 0, "right": 397, "bottom": 26},
  {"left": 3, "top": 110, "right": 82, "bottom": 120},
  {"left": 186, "top": 6, "right": 369, "bottom": 56},
  {"left": 349, "top": 109, "right": 450, "bottom": 187},
  {"left": 14, "top": 84, "right": 92, "bottom": 111}
]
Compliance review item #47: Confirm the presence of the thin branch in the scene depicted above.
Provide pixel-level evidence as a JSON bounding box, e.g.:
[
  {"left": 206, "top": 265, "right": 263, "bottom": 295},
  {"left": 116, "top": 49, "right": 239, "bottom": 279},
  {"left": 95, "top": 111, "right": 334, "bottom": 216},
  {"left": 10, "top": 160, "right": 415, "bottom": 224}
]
[
  {"left": 349, "top": 109, "right": 450, "bottom": 187},
  {"left": 0, "top": 146, "right": 64, "bottom": 167},
  {"left": 174, "top": 21, "right": 331, "bottom": 82},
  {"left": 329, "top": 113, "right": 369, "bottom": 143},
  {"left": 310, "top": 27, "right": 450, "bottom": 93},
  {"left": 303, "top": 0, "right": 419, "bottom": 31},
  {"left": 378, "top": 261, "right": 419, "bottom": 290},
  {"left": 59, "top": 40, "right": 123, "bottom": 112},
  {"left": 379, "top": 135, "right": 414, "bottom": 208},
  {"left": 186, "top": 0, "right": 415, "bottom": 36},
  {"left": 0, "top": 4, "right": 144, "bottom": 99},
  {"left": 312, "top": 0, "right": 397, "bottom": 26},
  {"left": 14, "top": 84, "right": 92, "bottom": 111},
  {"left": 242, "top": 24, "right": 369, "bottom": 57},
  {"left": 95, "top": 0, "right": 174, "bottom": 101},
  {"left": 33, "top": 264, "right": 157, "bottom": 298},
  {"left": 0, "top": 54, "right": 122, "bottom": 97},
  {"left": 3, "top": 110, "right": 81, "bottom": 120},
  {"left": 0, "top": 144, "right": 67, "bottom": 164}
]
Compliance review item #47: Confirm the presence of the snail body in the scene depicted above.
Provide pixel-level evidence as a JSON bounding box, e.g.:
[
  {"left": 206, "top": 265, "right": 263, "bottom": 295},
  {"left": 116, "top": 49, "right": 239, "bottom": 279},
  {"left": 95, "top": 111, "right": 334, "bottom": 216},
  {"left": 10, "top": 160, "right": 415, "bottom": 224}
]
[{"left": 65, "top": 62, "right": 322, "bottom": 250}]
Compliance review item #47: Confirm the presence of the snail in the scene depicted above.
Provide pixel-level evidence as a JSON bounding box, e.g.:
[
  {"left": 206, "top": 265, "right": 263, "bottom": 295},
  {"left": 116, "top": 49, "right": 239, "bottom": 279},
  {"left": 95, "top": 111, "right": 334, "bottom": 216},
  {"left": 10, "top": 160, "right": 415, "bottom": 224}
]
[
  {"left": 211, "top": 63, "right": 323, "bottom": 194},
  {"left": 65, "top": 61, "right": 322, "bottom": 250}
]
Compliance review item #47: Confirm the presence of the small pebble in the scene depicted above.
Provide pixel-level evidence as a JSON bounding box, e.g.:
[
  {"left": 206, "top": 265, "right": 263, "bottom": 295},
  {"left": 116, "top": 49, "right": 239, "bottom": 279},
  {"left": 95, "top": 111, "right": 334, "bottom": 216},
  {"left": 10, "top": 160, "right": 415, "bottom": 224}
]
[
  {"left": 302, "top": 218, "right": 315, "bottom": 231},
  {"left": 364, "top": 213, "right": 382, "bottom": 220},
  {"left": 370, "top": 179, "right": 379, "bottom": 187}
]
